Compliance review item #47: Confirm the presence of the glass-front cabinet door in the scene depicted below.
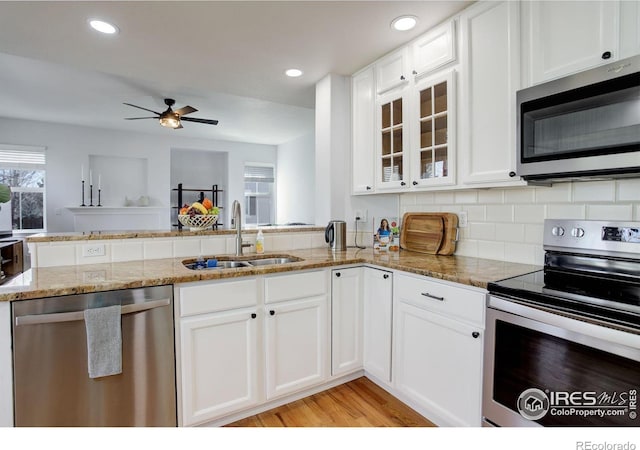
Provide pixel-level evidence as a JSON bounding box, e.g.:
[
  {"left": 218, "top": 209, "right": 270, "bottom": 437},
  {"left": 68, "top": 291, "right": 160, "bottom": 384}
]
[
  {"left": 412, "top": 70, "right": 456, "bottom": 187},
  {"left": 376, "top": 90, "right": 409, "bottom": 190}
]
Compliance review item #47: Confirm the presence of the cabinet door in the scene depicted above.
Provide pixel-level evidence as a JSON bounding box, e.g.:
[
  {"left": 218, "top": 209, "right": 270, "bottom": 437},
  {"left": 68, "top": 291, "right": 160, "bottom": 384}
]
[
  {"left": 363, "top": 268, "right": 393, "bottom": 383},
  {"left": 410, "top": 69, "right": 456, "bottom": 188},
  {"left": 331, "top": 268, "right": 363, "bottom": 376},
  {"left": 351, "top": 67, "right": 376, "bottom": 194},
  {"left": 620, "top": 0, "right": 640, "bottom": 59},
  {"left": 459, "top": 0, "right": 522, "bottom": 185},
  {"left": 375, "top": 89, "right": 410, "bottom": 191},
  {"left": 394, "top": 300, "right": 483, "bottom": 427},
  {"left": 411, "top": 20, "right": 456, "bottom": 79},
  {"left": 375, "top": 47, "right": 410, "bottom": 94},
  {"left": 524, "top": 0, "right": 619, "bottom": 85},
  {"left": 180, "top": 308, "right": 259, "bottom": 426},
  {"left": 264, "top": 296, "right": 328, "bottom": 399}
]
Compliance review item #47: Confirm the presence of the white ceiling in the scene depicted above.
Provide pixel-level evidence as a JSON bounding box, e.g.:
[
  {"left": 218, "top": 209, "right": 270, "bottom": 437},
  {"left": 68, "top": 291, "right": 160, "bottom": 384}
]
[{"left": 0, "top": 1, "right": 471, "bottom": 145}]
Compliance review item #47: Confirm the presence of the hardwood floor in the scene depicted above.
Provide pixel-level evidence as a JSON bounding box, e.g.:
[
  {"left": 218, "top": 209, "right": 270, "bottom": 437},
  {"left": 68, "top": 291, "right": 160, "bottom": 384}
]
[{"left": 226, "top": 377, "right": 436, "bottom": 427}]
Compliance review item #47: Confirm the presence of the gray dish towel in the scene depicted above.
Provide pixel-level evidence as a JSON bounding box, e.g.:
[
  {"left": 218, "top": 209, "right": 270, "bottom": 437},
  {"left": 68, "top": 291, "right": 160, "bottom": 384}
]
[{"left": 84, "top": 305, "right": 122, "bottom": 379}]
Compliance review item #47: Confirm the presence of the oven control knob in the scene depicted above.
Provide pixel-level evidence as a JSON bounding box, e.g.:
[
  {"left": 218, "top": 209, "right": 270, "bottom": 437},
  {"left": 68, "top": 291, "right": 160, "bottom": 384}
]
[
  {"left": 551, "top": 226, "right": 565, "bottom": 236},
  {"left": 571, "top": 227, "right": 585, "bottom": 238}
]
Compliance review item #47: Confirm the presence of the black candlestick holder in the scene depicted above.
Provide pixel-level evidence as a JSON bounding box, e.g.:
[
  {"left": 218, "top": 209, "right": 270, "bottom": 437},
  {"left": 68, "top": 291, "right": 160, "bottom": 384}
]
[
  {"left": 89, "top": 184, "right": 94, "bottom": 207},
  {"left": 80, "top": 180, "right": 86, "bottom": 206},
  {"left": 97, "top": 189, "right": 102, "bottom": 207}
]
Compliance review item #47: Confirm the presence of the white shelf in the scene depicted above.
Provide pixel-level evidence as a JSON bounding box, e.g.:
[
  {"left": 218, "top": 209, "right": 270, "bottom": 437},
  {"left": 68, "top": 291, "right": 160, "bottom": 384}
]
[{"left": 66, "top": 207, "right": 167, "bottom": 214}]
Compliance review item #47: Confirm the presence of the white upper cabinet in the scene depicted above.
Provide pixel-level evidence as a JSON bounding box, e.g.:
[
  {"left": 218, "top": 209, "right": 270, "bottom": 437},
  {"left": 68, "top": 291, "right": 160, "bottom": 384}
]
[
  {"left": 620, "top": 0, "right": 640, "bottom": 59},
  {"left": 375, "top": 47, "right": 410, "bottom": 94},
  {"left": 351, "top": 67, "right": 375, "bottom": 194},
  {"left": 459, "top": 0, "right": 524, "bottom": 186},
  {"left": 411, "top": 20, "right": 456, "bottom": 79},
  {"left": 375, "top": 88, "right": 410, "bottom": 191},
  {"left": 523, "top": 0, "right": 620, "bottom": 86}
]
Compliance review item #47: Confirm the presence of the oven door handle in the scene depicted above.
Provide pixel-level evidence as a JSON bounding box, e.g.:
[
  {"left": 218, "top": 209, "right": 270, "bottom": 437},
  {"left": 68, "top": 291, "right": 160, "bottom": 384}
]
[{"left": 14, "top": 298, "right": 171, "bottom": 327}]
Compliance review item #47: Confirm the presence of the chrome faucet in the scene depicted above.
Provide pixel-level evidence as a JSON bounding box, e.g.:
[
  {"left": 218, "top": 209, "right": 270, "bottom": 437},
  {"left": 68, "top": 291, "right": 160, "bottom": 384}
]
[{"left": 232, "top": 200, "right": 250, "bottom": 256}]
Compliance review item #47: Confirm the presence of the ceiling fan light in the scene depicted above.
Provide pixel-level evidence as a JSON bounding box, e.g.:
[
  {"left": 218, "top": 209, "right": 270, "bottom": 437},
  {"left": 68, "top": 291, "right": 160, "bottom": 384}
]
[{"left": 159, "top": 116, "right": 181, "bottom": 129}]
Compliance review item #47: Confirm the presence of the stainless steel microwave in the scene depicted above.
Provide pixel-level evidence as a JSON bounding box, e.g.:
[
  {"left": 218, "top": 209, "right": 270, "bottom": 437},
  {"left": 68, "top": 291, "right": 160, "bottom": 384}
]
[{"left": 516, "top": 55, "right": 640, "bottom": 182}]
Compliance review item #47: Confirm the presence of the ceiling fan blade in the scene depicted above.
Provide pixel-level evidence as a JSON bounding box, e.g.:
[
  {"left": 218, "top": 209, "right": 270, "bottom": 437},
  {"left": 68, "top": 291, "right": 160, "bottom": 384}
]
[
  {"left": 181, "top": 116, "right": 219, "bottom": 125},
  {"left": 174, "top": 105, "right": 197, "bottom": 116},
  {"left": 123, "top": 103, "right": 161, "bottom": 115},
  {"left": 124, "top": 117, "right": 157, "bottom": 120}
]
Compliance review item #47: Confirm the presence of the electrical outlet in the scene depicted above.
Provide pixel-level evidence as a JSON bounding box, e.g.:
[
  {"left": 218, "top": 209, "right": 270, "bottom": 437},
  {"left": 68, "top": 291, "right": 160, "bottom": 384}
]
[
  {"left": 83, "top": 244, "right": 105, "bottom": 257},
  {"left": 354, "top": 209, "right": 368, "bottom": 223},
  {"left": 458, "top": 211, "right": 468, "bottom": 228}
]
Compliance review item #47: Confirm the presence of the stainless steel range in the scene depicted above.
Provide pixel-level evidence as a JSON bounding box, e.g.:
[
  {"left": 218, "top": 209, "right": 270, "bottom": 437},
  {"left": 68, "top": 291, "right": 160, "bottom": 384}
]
[{"left": 484, "top": 219, "right": 640, "bottom": 427}]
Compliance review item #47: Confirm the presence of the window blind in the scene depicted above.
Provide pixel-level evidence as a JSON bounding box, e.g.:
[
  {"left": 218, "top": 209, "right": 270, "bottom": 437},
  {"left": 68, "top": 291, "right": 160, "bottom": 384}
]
[
  {"left": 244, "top": 165, "right": 274, "bottom": 183},
  {"left": 0, "top": 144, "right": 46, "bottom": 169}
]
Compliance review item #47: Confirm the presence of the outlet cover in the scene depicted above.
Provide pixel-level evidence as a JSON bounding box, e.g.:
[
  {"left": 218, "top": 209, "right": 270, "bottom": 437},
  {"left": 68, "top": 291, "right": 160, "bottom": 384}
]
[
  {"left": 83, "top": 244, "right": 105, "bottom": 257},
  {"left": 458, "top": 211, "right": 468, "bottom": 228}
]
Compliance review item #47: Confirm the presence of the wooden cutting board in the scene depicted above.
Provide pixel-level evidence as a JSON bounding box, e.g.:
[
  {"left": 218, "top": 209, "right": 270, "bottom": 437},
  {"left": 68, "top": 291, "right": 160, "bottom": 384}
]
[{"left": 400, "top": 212, "right": 459, "bottom": 255}]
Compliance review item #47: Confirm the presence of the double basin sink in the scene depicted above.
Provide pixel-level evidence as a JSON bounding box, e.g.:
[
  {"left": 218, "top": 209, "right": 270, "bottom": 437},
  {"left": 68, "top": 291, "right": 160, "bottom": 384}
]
[{"left": 183, "top": 254, "right": 302, "bottom": 270}]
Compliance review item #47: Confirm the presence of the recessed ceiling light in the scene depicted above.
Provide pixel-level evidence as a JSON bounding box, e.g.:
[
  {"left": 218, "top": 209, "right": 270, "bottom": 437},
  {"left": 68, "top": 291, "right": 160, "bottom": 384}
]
[
  {"left": 285, "top": 69, "right": 303, "bottom": 78},
  {"left": 89, "top": 19, "right": 119, "bottom": 35},
  {"left": 391, "top": 15, "right": 418, "bottom": 31}
]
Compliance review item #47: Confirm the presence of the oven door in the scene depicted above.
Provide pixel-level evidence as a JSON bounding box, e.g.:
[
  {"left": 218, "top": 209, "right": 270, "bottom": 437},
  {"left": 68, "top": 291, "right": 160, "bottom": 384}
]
[{"left": 483, "top": 296, "right": 640, "bottom": 427}]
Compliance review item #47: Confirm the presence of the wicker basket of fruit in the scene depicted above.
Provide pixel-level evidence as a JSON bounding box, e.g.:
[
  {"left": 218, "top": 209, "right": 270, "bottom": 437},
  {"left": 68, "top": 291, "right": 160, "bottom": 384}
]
[{"left": 178, "top": 199, "right": 219, "bottom": 231}]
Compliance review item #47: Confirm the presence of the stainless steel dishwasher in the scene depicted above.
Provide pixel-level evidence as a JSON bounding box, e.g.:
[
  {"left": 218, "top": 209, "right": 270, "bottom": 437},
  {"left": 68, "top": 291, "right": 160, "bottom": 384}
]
[{"left": 11, "top": 285, "right": 177, "bottom": 426}]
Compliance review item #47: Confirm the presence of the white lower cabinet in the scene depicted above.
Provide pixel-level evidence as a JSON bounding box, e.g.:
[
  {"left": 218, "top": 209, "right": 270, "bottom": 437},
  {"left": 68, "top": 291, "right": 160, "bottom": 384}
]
[
  {"left": 331, "top": 267, "right": 364, "bottom": 376},
  {"left": 363, "top": 267, "right": 393, "bottom": 383},
  {"left": 179, "top": 308, "right": 259, "bottom": 426},
  {"left": 264, "top": 294, "right": 329, "bottom": 399},
  {"left": 393, "top": 273, "right": 485, "bottom": 427}
]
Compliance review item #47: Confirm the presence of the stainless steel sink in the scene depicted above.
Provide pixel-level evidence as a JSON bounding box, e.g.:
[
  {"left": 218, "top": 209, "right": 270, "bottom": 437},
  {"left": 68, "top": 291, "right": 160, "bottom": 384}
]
[
  {"left": 183, "top": 255, "right": 301, "bottom": 270},
  {"left": 247, "top": 257, "right": 299, "bottom": 266}
]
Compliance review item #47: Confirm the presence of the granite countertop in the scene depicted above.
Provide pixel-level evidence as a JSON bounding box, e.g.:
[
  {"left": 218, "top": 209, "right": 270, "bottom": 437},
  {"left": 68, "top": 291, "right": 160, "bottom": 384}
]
[
  {"left": 25, "top": 225, "right": 324, "bottom": 243},
  {"left": 0, "top": 247, "right": 540, "bottom": 302}
]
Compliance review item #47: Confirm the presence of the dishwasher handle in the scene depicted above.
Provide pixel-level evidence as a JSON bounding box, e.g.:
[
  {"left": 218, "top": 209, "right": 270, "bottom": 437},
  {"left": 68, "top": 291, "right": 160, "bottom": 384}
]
[{"left": 15, "top": 298, "right": 171, "bottom": 327}]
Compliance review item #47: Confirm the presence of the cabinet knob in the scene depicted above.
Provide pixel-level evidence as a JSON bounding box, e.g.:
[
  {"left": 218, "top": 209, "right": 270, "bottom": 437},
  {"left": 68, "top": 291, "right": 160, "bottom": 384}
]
[
  {"left": 412, "top": 181, "right": 418, "bottom": 186},
  {"left": 383, "top": 274, "right": 389, "bottom": 279},
  {"left": 269, "top": 310, "right": 275, "bottom": 316},
  {"left": 508, "top": 171, "right": 516, "bottom": 177},
  {"left": 336, "top": 272, "right": 341, "bottom": 277},
  {"left": 400, "top": 75, "right": 405, "bottom": 81},
  {"left": 602, "top": 51, "right": 612, "bottom": 60},
  {"left": 412, "top": 70, "right": 417, "bottom": 75},
  {"left": 472, "top": 331, "right": 480, "bottom": 339},
  {"left": 400, "top": 181, "right": 406, "bottom": 186},
  {"left": 366, "top": 186, "right": 372, "bottom": 190},
  {"left": 251, "top": 313, "right": 257, "bottom": 319}
]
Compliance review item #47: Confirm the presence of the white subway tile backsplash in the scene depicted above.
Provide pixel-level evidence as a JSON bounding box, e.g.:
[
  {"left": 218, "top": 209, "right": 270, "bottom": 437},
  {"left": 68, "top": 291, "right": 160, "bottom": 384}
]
[
  {"left": 292, "top": 233, "right": 312, "bottom": 250},
  {"left": 524, "top": 224, "right": 544, "bottom": 244},
  {"left": 478, "top": 190, "right": 504, "bottom": 204},
  {"left": 504, "top": 243, "right": 537, "bottom": 265},
  {"left": 573, "top": 180, "right": 615, "bottom": 202},
  {"left": 434, "top": 191, "right": 455, "bottom": 204},
  {"left": 617, "top": 179, "right": 640, "bottom": 201},
  {"left": 455, "top": 239, "right": 478, "bottom": 258},
  {"left": 468, "top": 222, "right": 495, "bottom": 240},
  {"left": 635, "top": 205, "right": 640, "bottom": 221},
  {"left": 271, "top": 234, "right": 293, "bottom": 251},
  {"left": 414, "top": 192, "right": 435, "bottom": 204},
  {"left": 477, "top": 240, "right": 505, "bottom": 262},
  {"left": 534, "top": 184, "right": 572, "bottom": 203},
  {"left": 465, "top": 205, "right": 486, "bottom": 222},
  {"left": 454, "top": 191, "right": 478, "bottom": 204},
  {"left": 173, "top": 238, "right": 202, "bottom": 258},
  {"left": 439, "top": 204, "right": 462, "bottom": 213},
  {"left": 486, "top": 205, "right": 513, "bottom": 222},
  {"left": 547, "top": 204, "right": 586, "bottom": 219},
  {"left": 504, "top": 188, "right": 535, "bottom": 204},
  {"left": 586, "top": 204, "right": 634, "bottom": 221},
  {"left": 200, "top": 237, "right": 227, "bottom": 256},
  {"left": 143, "top": 239, "right": 173, "bottom": 260},
  {"left": 38, "top": 244, "right": 76, "bottom": 268},
  {"left": 495, "top": 223, "right": 525, "bottom": 243},
  {"left": 112, "top": 240, "right": 144, "bottom": 262},
  {"left": 514, "top": 205, "right": 546, "bottom": 224}
]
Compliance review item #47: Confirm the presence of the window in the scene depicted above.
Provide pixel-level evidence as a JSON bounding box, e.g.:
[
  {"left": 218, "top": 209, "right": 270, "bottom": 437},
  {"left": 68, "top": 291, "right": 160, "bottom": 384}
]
[
  {"left": 0, "top": 145, "right": 46, "bottom": 232},
  {"left": 243, "top": 164, "right": 275, "bottom": 226}
]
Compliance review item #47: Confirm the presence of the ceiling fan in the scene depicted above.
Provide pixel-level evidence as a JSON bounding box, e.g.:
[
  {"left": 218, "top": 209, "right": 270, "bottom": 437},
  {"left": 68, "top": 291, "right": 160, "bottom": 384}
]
[{"left": 123, "top": 98, "right": 219, "bottom": 129}]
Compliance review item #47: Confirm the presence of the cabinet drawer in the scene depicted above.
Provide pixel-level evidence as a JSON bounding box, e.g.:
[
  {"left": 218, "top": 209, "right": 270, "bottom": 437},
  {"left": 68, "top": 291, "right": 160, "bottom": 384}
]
[
  {"left": 395, "top": 273, "right": 485, "bottom": 325},
  {"left": 178, "top": 278, "right": 259, "bottom": 317},
  {"left": 265, "top": 270, "right": 327, "bottom": 304}
]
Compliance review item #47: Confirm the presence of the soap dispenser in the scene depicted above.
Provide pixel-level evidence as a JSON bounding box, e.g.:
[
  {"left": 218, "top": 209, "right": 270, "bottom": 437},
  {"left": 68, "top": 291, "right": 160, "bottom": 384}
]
[{"left": 256, "top": 229, "right": 265, "bottom": 254}]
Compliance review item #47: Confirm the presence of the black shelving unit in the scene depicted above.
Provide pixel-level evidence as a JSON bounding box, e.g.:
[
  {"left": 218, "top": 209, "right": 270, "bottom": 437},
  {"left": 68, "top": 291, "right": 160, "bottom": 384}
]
[{"left": 172, "top": 183, "right": 224, "bottom": 230}]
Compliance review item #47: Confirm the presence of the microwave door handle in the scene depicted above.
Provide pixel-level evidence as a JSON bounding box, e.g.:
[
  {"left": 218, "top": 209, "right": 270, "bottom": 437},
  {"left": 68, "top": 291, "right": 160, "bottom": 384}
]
[{"left": 14, "top": 298, "right": 171, "bottom": 327}]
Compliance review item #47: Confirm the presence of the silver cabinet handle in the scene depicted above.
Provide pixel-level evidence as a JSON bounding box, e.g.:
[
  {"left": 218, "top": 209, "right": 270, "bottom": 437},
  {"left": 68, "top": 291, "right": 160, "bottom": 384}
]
[
  {"left": 15, "top": 298, "right": 171, "bottom": 326},
  {"left": 421, "top": 292, "right": 444, "bottom": 301}
]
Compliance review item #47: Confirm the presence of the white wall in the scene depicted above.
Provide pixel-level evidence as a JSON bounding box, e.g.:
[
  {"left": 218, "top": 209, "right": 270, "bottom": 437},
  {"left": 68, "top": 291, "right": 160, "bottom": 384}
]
[
  {"left": 0, "top": 117, "right": 276, "bottom": 232},
  {"left": 277, "top": 132, "right": 315, "bottom": 224},
  {"left": 400, "top": 179, "right": 640, "bottom": 265}
]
